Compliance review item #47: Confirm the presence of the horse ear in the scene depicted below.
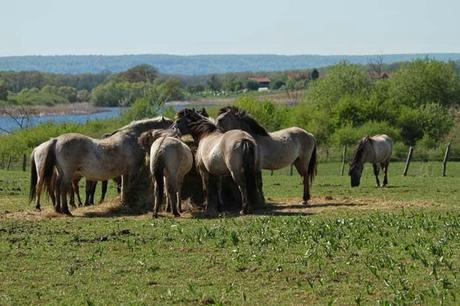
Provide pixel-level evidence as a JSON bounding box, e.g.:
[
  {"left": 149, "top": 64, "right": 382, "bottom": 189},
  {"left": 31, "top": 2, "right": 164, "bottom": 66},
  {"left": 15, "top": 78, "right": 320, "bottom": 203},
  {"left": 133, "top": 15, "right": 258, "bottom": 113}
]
[
  {"left": 161, "top": 116, "right": 165, "bottom": 123},
  {"left": 201, "top": 108, "right": 209, "bottom": 117}
]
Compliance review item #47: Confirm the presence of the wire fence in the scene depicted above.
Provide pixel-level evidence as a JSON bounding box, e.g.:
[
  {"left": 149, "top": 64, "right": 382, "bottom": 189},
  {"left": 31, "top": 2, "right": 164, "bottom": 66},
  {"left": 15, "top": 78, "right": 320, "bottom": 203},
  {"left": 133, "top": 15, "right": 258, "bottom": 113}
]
[{"left": 2, "top": 143, "right": 459, "bottom": 177}]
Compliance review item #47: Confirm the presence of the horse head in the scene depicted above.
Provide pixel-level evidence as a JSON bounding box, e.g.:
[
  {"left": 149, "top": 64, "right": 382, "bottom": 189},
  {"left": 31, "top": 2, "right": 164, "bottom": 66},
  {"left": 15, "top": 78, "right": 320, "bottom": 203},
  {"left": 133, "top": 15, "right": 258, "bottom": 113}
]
[{"left": 348, "top": 136, "right": 371, "bottom": 187}]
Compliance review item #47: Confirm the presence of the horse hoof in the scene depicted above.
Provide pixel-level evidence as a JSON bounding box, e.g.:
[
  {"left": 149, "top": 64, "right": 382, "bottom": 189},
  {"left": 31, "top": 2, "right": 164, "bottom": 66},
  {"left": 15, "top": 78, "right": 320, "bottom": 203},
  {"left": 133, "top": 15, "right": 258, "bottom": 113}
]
[
  {"left": 35, "top": 207, "right": 41, "bottom": 212},
  {"left": 239, "top": 209, "right": 247, "bottom": 216},
  {"left": 301, "top": 200, "right": 308, "bottom": 206},
  {"left": 153, "top": 214, "right": 159, "bottom": 218},
  {"left": 173, "top": 213, "right": 181, "bottom": 218},
  {"left": 62, "top": 210, "right": 72, "bottom": 216}
]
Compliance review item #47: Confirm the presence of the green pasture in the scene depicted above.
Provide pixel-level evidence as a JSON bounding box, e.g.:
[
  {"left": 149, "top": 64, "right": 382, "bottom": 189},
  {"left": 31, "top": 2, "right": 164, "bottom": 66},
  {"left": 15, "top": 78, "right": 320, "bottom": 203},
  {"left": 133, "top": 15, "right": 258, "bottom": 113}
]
[{"left": 1, "top": 162, "right": 460, "bottom": 305}]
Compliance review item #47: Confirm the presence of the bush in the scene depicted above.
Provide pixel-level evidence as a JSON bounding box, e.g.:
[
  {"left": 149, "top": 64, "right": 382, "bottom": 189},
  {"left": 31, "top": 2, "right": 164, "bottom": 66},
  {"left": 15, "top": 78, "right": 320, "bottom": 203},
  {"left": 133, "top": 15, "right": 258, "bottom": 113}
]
[
  {"left": 122, "top": 98, "right": 160, "bottom": 121},
  {"left": 331, "top": 121, "right": 400, "bottom": 146},
  {"left": 305, "top": 62, "right": 371, "bottom": 110},
  {"left": 388, "top": 59, "right": 460, "bottom": 108}
]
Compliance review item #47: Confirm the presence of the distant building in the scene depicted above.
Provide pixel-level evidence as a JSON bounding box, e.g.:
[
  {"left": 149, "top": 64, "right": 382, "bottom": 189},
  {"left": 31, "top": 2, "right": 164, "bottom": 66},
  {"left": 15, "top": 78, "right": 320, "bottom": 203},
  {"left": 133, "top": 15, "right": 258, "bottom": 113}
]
[{"left": 248, "top": 76, "right": 271, "bottom": 91}]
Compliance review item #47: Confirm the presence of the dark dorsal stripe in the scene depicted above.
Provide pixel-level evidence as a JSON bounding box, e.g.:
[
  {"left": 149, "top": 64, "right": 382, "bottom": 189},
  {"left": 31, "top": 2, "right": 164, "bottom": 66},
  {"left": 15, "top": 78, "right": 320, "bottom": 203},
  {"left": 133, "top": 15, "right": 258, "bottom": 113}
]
[{"left": 218, "top": 106, "right": 269, "bottom": 136}]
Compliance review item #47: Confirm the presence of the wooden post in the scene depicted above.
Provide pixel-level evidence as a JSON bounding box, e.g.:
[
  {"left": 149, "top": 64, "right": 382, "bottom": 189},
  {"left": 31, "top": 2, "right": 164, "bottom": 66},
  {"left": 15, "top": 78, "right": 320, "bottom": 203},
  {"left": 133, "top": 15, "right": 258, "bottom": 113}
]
[
  {"left": 442, "top": 142, "right": 451, "bottom": 177},
  {"left": 290, "top": 164, "right": 293, "bottom": 176},
  {"left": 6, "top": 156, "right": 12, "bottom": 170},
  {"left": 22, "top": 154, "right": 27, "bottom": 172},
  {"left": 340, "top": 145, "right": 347, "bottom": 176},
  {"left": 403, "top": 146, "right": 414, "bottom": 176},
  {"left": 270, "top": 170, "right": 274, "bottom": 176}
]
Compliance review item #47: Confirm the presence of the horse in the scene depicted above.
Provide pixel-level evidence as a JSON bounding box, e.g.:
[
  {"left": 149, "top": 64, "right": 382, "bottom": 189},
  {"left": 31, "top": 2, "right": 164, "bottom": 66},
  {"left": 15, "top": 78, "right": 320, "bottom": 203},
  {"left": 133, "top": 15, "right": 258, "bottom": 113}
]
[
  {"left": 348, "top": 134, "right": 393, "bottom": 187},
  {"left": 32, "top": 116, "right": 172, "bottom": 215},
  {"left": 216, "top": 106, "right": 317, "bottom": 205},
  {"left": 84, "top": 177, "right": 121, "bottom": 206},
  {"left": 139, "top": 129, "right": 193, "bottom": 217},
  {"left": 174, "top": 108, "right": 260, "bottom": 215}
]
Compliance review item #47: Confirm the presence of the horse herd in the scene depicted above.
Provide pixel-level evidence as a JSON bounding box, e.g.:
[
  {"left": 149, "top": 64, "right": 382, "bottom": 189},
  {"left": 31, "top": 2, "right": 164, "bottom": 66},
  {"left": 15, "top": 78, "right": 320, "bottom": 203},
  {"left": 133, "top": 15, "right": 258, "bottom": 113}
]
[{"left": 29, "top": 106, "right": 393, "bottom": 217}]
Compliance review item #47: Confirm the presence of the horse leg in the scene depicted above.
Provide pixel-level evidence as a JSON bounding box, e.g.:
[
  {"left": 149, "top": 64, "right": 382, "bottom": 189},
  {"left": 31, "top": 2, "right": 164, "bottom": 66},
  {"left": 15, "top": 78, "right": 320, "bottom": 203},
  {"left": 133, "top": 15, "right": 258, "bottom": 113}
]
[
  {"left": 35, "top": 176, "right": 44, "bottom": 211},
  {"left": 114, "top": 177, "right": 122, "bottom": 194},
  {"left": 120, "top": 174, "right": 129, "bottom": 205},
  {"left": 373, "top": 164, "right": 381, "bottom": 187},
  {"left": 54, "top": 176, "right": 61, "bottom": 213},
  {"left": 217, "top": 176, "right": 224, "bottom": 211},
  {"left": 60, "top": 176, "right": 72, "bottom": 215},
  {"left": 199, "top": 169, "right": 217, "bottom": 214},
  {"left": 69, "top": 182, "right": 76, "bottom": 208},
  {"left": 90, "top": 181, "right": 96, "bottom": 205},
  {"left": 167, "top": 179, "right": 180, "bottom": 217},
  {"left": 177, "top": 176, "right": 184, "bottom": 213},
  {"left": 153, "top": 181, "right": 161, "bottom": 218},
  {"left": 255, "top": 169, "right": 266, "bottom": 208},
  {"left": 74, "top": 179, "right": 83, "bottom": 207},
  {"left": 230, "top": 171, "right": 250, "bottom": 215},
  {"left": 100, "top": 181, "right": 108, "bottom": 203},
  {"left": 84, "top": 180, "right": 91, "bottom": 206},
  {"left": 382, "top": 162, "right": 389, "bottom": 187},
  {"left": 294, "top": 160, "right": 310, "bottom": 205}
]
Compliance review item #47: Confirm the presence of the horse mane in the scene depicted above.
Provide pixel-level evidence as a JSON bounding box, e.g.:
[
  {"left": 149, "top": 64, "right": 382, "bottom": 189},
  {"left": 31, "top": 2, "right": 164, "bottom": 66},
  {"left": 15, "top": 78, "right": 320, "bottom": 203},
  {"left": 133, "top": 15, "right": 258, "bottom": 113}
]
[
  {"left": 176, "top": 109, "right": 218, "bottom": 137},
  {"left": 351, "top": 137, "right": 372, "bottom": 167},
  {"left": 109, "top": 117, "right": 173, "bottom": 137},
  {"left": 218, "top": 106, "right": 269, "bottom": 136}
]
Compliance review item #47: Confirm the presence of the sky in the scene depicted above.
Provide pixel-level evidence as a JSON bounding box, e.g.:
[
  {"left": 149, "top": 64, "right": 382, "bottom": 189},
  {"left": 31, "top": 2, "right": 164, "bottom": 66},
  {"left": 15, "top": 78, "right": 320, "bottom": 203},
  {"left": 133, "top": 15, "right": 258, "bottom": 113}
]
[{"left": 1, "top": 0, "right": 459, "bottom": 56}]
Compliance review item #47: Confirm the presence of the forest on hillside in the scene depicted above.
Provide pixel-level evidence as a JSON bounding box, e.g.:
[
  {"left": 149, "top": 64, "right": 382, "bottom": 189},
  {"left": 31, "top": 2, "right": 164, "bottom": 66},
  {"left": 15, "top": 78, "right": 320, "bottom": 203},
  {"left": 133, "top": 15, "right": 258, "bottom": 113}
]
[{"left": 1, "top": 53, "right": 460, "bottom": 75}]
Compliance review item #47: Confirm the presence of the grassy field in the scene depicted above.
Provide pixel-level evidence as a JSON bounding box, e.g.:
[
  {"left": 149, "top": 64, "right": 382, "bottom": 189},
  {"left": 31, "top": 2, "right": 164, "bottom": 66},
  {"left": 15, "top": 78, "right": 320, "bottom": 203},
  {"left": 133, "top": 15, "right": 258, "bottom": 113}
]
[{"left": 1, "top": 162, "right": 460, "bottom": 305}]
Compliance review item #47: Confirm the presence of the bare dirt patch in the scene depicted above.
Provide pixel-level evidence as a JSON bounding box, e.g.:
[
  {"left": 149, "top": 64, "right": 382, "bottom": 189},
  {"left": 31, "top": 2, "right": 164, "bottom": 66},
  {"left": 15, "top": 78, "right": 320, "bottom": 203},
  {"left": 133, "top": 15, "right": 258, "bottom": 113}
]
[{"left": 0, "top": 195, "right": 437, "bottom": 221}]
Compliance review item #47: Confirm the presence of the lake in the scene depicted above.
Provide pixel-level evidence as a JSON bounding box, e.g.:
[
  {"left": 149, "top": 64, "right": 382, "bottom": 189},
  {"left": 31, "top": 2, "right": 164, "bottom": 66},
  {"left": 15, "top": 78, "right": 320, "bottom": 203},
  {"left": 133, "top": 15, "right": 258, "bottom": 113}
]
[
  {"left": 0, "top": 107, "right": 123, "bottom": 133},
  {"left": 0, "top": 102, "right": 197, "bottom": 133}
]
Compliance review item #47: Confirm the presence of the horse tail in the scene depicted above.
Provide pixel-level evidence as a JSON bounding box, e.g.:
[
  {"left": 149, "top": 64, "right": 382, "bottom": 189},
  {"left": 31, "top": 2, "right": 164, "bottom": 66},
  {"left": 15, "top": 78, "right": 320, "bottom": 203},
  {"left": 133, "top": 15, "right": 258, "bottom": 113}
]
[
  {"left": 29, "top": 151, "right": 37, "bottom": 203},
  {"left": 153, "top": 156, "right": 164, "bottom": 208},
  {"left": 242, "top": 140, "right": 258, "bottom": 203},
  {"left": 43, "top": 139, "right": 57, "bottom": 197},
  {"left": 151, "top": 140, "right": 165, "bottom": 208},
  {"left": 307, "top": 140, "right": 317, "bottom": 185}
]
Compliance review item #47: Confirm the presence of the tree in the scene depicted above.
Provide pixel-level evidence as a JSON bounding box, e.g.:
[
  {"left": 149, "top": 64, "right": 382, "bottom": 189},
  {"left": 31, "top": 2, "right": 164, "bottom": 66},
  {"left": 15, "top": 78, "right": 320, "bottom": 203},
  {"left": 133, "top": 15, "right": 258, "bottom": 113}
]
[
  {"left": 310, "top": 68, "right": 319, "bottom": 80},
  {"left": 0, "top": 80, "right": 8, "bottom": 101},
  {"left": 388, "top": 59, "right": 460, "bottom": 108},
  {"left": 305, "top": 62, "right": 371, "bottom": 111},
  {"left": 77, "top": 89, "right": 91, "bottom": 102},
  {"left": 115, "top": 64, "right": 159, "bottom": 83},
  {"left": 207, "top": 75, "right": 222, "bottom": 92}
]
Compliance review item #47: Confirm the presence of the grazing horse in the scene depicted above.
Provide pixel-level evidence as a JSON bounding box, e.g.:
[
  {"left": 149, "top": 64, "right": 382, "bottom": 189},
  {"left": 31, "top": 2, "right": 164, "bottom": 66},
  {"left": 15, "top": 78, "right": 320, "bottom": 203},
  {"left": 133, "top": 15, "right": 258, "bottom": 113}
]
[
  {"left": 33, "top": 117, "right": 172, "bottom": 215},
  {"left": 348, "top": 134, "right": 393, "bottom": 187},
  {"left": 139, "top": 129, "right": 193, "bottom": 217},
  {"left": 174, "top": 108, "right": 259, "bottom": 215},
  {"left": 216, "top": 106, "right": 317, "bottom": 205}
]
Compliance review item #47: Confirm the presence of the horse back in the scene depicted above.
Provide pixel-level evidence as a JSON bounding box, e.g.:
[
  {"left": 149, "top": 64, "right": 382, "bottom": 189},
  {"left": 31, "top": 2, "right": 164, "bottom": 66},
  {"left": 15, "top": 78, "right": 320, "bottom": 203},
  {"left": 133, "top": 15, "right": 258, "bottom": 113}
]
[{"left": 371, "top": 134, "right": 393, "bottom": 163}]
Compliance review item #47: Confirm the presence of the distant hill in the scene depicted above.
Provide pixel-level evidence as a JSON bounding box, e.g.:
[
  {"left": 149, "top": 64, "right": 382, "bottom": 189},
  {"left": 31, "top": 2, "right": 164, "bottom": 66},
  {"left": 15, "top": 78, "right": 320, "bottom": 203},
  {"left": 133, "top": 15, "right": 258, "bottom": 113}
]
[{"left": 0, "top": 53, "right": 460, "bottom": 75}]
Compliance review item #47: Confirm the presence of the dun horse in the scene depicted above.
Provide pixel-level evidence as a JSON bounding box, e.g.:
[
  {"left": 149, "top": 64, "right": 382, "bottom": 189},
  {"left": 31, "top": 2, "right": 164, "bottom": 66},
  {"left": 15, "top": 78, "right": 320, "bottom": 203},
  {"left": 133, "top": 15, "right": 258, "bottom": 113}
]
[
  {"left": 348, "top": 134, "right": 393, "bottom": 187},
  {"left": 30, "top": 117, "right": 172, "bottom": 214},
  {"left": 216, "top": 106, "right": 317, "bottom": 205},
  {"left": 139, "top": 129, "right": 193, "bottom": 217},
  {"left": 174, "top": 108, "right": 259, "bottom": 215}
]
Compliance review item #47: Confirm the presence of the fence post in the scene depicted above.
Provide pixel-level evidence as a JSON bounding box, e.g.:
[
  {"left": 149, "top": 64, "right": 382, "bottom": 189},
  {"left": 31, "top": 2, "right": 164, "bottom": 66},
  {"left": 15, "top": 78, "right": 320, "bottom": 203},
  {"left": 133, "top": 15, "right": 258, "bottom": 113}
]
[
  {"left": 22, "top": 154, "right": 27, "bottom": 172},
  {"left": 340, "top": 145, "right": 347, "bottom": 176},
  {"left": 290, "top": 164, "right": 293, "bottom": 176},
  {"left": 270, "top": 170, "right": 274, "bottom": 176},
  {"left": 6, "top": 156, "right": 12, "bottom": 170},
  {"left": 442, "top": 142, "right": 451, "bottom": 177},
  {"left": 403, "top": 146, "right": 414, "bottom": 176}
]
